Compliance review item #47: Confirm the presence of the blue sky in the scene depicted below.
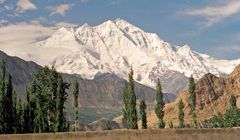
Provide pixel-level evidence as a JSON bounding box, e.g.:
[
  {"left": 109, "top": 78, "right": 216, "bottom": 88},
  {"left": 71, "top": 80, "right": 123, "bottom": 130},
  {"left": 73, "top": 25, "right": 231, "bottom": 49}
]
[{"left": 0, "top": 0, "right": 240, "bottom": 59}]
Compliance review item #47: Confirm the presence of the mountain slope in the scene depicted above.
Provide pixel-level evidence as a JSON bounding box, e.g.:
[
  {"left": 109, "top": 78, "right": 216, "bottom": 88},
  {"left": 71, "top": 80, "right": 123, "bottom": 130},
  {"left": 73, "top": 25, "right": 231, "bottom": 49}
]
[
  {"left": 0, "top": 50, "right": 177, "bottom": 124},
  {"left": 38, "top": 18, "right": 240, "bottom": 86},
  {"left": 145, "top": 64, "right": 240, "bottom": 128},
  {"left": 1, "top": 19, "right": 239, "bottom": 91}
]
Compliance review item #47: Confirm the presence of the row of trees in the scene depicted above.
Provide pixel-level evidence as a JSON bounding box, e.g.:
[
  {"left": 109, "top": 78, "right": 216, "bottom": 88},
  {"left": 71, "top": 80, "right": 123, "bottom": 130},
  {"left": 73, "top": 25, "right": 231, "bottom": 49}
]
[
  {"left": 0, "top": 60, "right": 80, "bottom": 134},
  {"left": 122, "top": 67, "right": 201, "bottom": 129},
  {"left": 123, "top": 67, "right": 240, "bottom": 129},
  {"left": 122, "top": 67, "right": 169, "bottom": 129}
]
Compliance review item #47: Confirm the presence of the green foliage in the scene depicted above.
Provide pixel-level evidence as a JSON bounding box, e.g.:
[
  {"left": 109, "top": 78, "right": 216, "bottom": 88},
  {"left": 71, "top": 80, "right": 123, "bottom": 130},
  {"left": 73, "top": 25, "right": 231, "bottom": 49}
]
[
  {"left": 178, "top": 99, "right": 185, "bottom": 128},
  {"left": 23, "top": 87, "right": 35, "bottom": 133},
  {"left": 72, "top": 80, "right": 79, "bottom": 131},
  {"left": 140, "top": 100, "right": 147, "bottom": 129},
  {"left": 0, "top": 61, "right": 69, "bottom": 134},
  {"left": 12, "top": 91, "right": 17, "bottom": 133},
  {"left": 26, "top": 66, "right": 69, "bottom": 133},
  {"left": 0, "top": 60, "right": 5, "bottom": 133},
  {"left": 16, "top": 99, "right": 24, "bottom": 133},
  {"left": 2, "top": 74, "right": 15, "bottom": 133},
  {"left": 122, "top": 67, "right": 138, "bottom": 129},
  {"left": 188, "top": 76, "right": 197, "bottom": 128},
  {"left": 209, "top": 107, "right": 240, "bottom": 128},
  {"left": 127, "top": 67, "right": 138, "bottom": 129},
  {"left": 78, "top": 107, "right": 121, "bottom": 124},
  {"left": 207, "top": 95, "right": 239, "bottom": 128},
  {"left": 54, "top": 75, "right": 68, "bottom": 132},
  {"left": 155, "top": 79, "right": 165, "bottom": 128}
]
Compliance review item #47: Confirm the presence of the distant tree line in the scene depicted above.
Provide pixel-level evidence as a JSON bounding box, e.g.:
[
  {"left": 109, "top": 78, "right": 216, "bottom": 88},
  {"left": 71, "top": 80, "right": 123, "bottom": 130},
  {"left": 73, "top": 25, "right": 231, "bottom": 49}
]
[{"left": 0, "top": 60, "right": 79, "bottom": 134}]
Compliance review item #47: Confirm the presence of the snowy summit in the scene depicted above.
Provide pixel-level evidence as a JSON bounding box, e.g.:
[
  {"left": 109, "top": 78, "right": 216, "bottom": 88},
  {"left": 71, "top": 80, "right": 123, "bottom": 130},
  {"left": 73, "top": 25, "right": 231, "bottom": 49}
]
[{"left": 2, "top": 19, "right": 240, "bottom": 87}]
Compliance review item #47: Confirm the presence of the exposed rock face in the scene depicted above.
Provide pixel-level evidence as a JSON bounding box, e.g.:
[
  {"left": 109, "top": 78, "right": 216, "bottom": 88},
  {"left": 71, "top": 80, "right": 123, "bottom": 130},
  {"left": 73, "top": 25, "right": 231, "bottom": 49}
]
[{"left": 145, "top": 64, "right": 240, "bottom": 128}]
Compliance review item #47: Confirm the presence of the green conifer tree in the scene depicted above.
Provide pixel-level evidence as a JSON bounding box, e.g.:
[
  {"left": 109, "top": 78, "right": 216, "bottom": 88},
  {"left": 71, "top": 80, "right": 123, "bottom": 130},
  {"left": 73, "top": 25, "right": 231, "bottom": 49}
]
[
  {"left": 23, "top": 86, "right": 35, "bottom": 133},
  {"left": 16, "top": 99, "right": 24, "bottom": 133},
  {"left": 54, "top": 75, "right": 68, "bottom": 132},
  {"left": 189, "top": 76, "right": 197, "bottom": 128},
  {"left": 127, "top": 67, "right": 138, "bottom": 129},
  {"left": 0, "top": 60, "right": 5, "bottom": 133},
  {"left": 122, "top": 82, "right": 129, "bottom": 124},
  {"left": 140, "top": 100, "right": 147, "bottom": 129},
  {"left": 178, "top": 99, "right": 185, "bottom": 128},
  {"left": 155, "top": 79, "right": 165, "bottom": 128},
  {"left": 12, "top": 91, "right": 17, "bottom": 133},
  {"left": 72, "top": 79, "right": 79, "bottom": 131},
  {"left": 2, "top": 74, "right": 14, "bottom": 133}
]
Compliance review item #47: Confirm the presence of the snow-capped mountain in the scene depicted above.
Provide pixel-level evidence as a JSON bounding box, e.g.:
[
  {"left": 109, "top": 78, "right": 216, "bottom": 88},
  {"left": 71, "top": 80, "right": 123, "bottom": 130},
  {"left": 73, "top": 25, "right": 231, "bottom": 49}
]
[{"left": 2, "top": 18, "right": 240, "bottom": 88}]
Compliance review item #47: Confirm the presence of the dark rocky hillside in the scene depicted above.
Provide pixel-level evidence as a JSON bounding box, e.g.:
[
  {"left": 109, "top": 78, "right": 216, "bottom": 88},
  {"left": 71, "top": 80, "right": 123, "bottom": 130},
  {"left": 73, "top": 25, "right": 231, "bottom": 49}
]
[{"left": 0, "top": 50, "right": 189, "bottom": 124}]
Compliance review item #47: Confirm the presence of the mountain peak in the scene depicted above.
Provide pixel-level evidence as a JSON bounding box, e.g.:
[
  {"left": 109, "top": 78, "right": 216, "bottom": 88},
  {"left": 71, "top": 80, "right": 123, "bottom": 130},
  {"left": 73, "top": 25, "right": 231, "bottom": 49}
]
[
  {"left": 98, "top": 20, "right": 116, "bottom": 27},
  {"left": 26, "top": 18, "right": 240, "bottom": 88},
  {"left": 82, "top": 23, "right": 91, "bottom": 28},
  {"left": 114, "top": 18, "right": 131, "bottom": 26}
]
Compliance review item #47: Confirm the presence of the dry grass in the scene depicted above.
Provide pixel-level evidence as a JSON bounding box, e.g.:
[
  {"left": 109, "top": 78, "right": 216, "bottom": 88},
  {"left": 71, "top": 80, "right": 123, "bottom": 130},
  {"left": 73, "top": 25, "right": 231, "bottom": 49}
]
[{"left": 1, "top": 128, "right": 240, "bottom": 140}]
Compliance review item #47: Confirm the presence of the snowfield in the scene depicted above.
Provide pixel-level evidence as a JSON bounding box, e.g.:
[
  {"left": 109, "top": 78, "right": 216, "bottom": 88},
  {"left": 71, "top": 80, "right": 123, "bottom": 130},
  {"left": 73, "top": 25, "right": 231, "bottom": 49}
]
[{"left": 0, "top": 19, "right": 239, "bottom": 88}]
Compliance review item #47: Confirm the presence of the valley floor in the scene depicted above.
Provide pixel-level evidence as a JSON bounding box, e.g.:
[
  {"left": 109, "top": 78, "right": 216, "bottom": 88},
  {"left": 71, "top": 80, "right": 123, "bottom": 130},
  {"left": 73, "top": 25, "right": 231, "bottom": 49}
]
[{"left": 1, "top": 128, "right": 240, "bottom": 140}]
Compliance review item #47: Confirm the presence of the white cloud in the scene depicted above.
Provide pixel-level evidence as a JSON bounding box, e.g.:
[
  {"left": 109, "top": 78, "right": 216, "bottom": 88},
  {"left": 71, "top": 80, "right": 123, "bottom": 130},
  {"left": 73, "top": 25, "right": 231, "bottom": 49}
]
[
  {"left": 0, "top": 22, "right": 56, "bottom": 47},
  {"left": 0, "top": 22, "right": 57, "bottom": 64},
  {"left": 0, "top": 22, "right": 80, "bottom": 66},
  {"left": 185, "top": 1, "right": 240, "bottom": 27},
  {"left": 0, "top": 0, "right": 5, "bottom": 4},
  {"left": 16, "top": 0, "right": 37, "bottom": 13},
  {"left": 48, "top": 4, "right": 74, "bottom": 16},
  {"left": 55, "top": 22, "right": 78, "bottom": 28}
]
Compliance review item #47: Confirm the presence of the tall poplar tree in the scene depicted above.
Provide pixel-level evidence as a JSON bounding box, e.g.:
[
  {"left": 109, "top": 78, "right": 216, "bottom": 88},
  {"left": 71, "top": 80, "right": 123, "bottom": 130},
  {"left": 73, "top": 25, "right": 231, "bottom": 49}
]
[
  {"left": 72, "top": 80, "right": 79, "bottom": 131},
  {"left": 127, "top": 67, "right": 138, "bottom": 129},
  {"left": 140, "top": 100, "right": 147, "bottom": 129},
  {"left": 189, "top": 76, "right": 197, "bottom": 128},
  {"left": 23, "top": 86, "right": 35, "bottom": 133},
  {"left": 30, "top": 67, "right": 69, "bottom": 133},
  {"left": 178, "top": 99, "right": 185, "bottom": 128},
  {"left": 155, "top": 79, "right": 165, "bottom": 128},
  {"left": 122, "top": 82, "right": 129, "bottom": 124},
  {"left": 0, "top": 60, "right": 5, "bottom": 133},
  {"left": 2, "top": 74, "right": 14, "bottom": 133},
  {"left": 12, "top": 91, "right": 17, "bottom": 133},
  {"left": 16, "top": 99, "right": 24, "bottom": 133},
  {"left": 54, "top": 75, "right": 68, "bottom": 132}
]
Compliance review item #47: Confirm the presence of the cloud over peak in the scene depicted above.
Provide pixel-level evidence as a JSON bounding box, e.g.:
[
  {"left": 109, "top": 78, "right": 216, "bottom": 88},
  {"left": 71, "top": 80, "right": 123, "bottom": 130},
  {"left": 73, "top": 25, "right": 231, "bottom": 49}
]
[
  {"left": 48, "top": 4, "right": 75, "bottom": 16},
  {"left": 16, "top": 0, "right": 37, "bottom": 12},
  {"left": 185, "top": 1, "right": 240, "bottom": 27}
]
